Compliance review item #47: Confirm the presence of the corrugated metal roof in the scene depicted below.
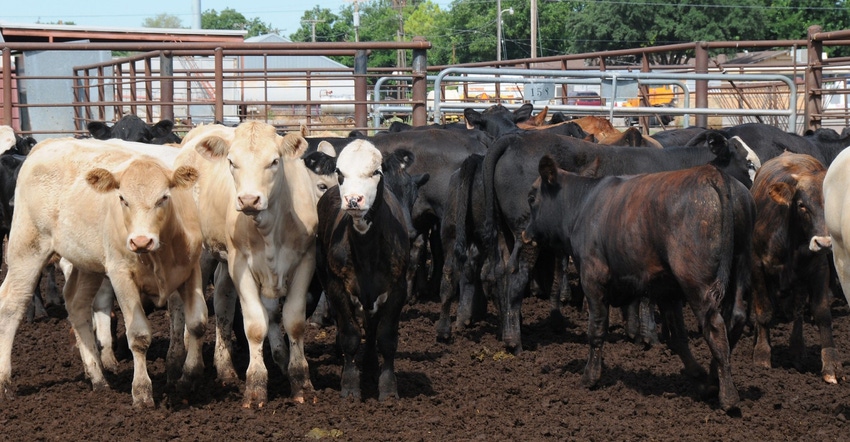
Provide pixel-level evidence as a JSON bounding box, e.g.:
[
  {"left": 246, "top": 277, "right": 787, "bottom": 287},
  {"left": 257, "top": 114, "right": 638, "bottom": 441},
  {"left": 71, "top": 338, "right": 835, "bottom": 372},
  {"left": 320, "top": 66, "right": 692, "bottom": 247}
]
[
  {"left": 0, "top": 21, "right": 246, "bottom": 43},
  {"left": 243, "top": 33, "right": 349, "bottom": 70}
]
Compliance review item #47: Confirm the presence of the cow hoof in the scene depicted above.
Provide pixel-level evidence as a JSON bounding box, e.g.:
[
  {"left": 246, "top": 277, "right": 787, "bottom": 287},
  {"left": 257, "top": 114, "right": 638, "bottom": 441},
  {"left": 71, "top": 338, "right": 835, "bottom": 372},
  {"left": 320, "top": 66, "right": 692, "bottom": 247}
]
[
  {"left": 378, "top": 371, "right": 398, "bottom": 401},
  {"left": 242, "top": 386, "right": 268, "bottom": 409},
  {"left": 216, "top": 369, "right": 240, "bottom": 388},
  {"left": 822, "top": 348, "right": 845, "bottom": 384},
  {"left": 91, "top": 379, "right": 110, "bottom": 392},
  {"left": 1, "top": 382, "right": 15, "bottom": 401},
  {"left": 132, "top": 395, "right": 155, "bottom": 409}
]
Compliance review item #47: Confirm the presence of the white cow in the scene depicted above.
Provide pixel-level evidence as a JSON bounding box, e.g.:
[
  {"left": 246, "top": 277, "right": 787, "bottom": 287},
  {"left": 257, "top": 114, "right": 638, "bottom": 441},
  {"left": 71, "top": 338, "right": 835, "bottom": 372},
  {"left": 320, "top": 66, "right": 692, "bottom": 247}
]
[
  {"left": 825, "top": 145, "right": 850, "bottom": 306},
  {"left": 175, "top": 121, "right": 320, "bottom": 408},
  {"left": 0, "top": 138, "right": 206, "bottom": 408}
]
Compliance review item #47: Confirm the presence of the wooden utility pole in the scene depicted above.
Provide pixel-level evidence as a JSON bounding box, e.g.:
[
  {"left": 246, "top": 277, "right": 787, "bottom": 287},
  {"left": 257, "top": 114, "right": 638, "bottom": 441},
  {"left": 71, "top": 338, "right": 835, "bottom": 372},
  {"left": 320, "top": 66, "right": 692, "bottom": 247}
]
[
  {"left": 392, "top": 0, "right": 406, "bottom": 68},
  {"left": 301, "top": 19, "right": 325, "bottom": 42}
]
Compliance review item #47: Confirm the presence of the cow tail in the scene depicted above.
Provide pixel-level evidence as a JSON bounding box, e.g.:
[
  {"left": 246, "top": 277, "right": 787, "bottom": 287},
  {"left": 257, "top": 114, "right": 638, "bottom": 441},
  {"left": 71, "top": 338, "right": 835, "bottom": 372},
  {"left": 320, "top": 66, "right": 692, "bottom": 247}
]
[
  {"left": 482, "top": 135, "right": 511, "bottom": 248},
  {"left": 453, "top": 155, "right": 481, "bottom": 265},
  {"left": 711, "top": 168, "right": 735, "bottom": 309}
]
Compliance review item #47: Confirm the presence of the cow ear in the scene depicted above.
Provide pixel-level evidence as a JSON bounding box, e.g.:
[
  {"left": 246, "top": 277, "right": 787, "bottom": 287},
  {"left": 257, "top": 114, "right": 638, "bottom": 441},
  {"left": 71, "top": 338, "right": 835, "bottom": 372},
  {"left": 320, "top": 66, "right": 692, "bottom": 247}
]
[
  {"left": 415, "top": 173, "right": 430, "bottom": 187},
  {"left": 86, "top": 168, "right": 120, "bottom": 193},
  {"left": 317, "top": 141, "right": 337, "bottom": 157},
  {"left": 194, "top": 135, "right": 230, "bottom": 161},
  {"left": 151, "top": 120, "right": 175, "bottom": 138},
  {"left": 303, "top": 151, "right": 337, "bottom": 175},
  {"left": 281, "top": 132, "right": 309, "bottom": 159},
  {"left": 171, "top": 165, "right": 199, "bottom": 188},
  {"left": 538, "top": 155, "right": 559, "bottom": 185},
  {"left": 580, "top": 157, "right": 600, "bottom": 177},
  {"left": 513, "top": 103, "right": 534, "bottom": 123},
  {"left": 768, "top": 182, "right": 794, "bottom": 206},
  {"left": 705, "top": 132, "right": 730, "bottom": 158},
  {"left": 529, "top": 107, "right": 548, "bottom": 126},
  {"left": 0, "top": 127, "right": 15, "bottom": 153},
  {"left": 464, "top": 108, "right": 484, "bottom": 130},
  {"left": 394, "top": 149, "right": 415, "bottom": 169},
  {"left": 87, "top": 121, "right": 112, "bottom": 140}
]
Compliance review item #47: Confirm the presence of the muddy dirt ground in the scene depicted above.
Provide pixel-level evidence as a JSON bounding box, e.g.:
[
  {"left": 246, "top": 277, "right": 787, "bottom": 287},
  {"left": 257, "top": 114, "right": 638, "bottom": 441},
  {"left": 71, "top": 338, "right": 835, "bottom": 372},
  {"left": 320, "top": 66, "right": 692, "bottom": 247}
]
[{"left": 1, "top": 273, "right": 850, "bottom": 441}]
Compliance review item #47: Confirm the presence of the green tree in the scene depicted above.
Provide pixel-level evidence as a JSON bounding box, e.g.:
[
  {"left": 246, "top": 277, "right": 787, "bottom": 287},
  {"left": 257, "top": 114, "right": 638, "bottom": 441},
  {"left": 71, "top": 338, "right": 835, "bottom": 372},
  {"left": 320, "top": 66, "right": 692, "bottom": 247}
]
[
  {"left": 202, "top": 8, "right": 273, "bottom": 38},
  {"left": 288, "top": 6, "right": 352, "bottom": 42},
  {"left": 763, "top": 0, "right": 850, "bottom": 56},
  {"left": 559, "top": 0, "right": 770, "bottom": 65},
  {"left": 142, "top": 13, "right": 185, "bottom": 29}
]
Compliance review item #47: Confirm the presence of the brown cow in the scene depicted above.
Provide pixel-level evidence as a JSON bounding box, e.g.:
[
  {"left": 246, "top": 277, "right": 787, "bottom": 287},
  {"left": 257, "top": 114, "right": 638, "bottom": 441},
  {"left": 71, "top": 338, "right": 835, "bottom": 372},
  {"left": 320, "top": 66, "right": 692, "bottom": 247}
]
[{"left": 750, "top": 152, "right": 842, "bottom": 383}]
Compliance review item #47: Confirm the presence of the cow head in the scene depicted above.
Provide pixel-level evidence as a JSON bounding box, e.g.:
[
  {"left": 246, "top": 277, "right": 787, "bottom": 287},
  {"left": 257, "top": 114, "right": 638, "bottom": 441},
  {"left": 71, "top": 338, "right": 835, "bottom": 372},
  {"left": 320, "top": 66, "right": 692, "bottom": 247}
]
[
  {"left": 86, "top": 157, "right": 199, "bottom": 253},
  {"left": 768, "top": 169, "right": 831, "bottom": 253},
  {"left": 381, "top": 148, "right": 430, "bottom": 239},
  {"left": 335, "top": 139, "right": 385, "bottom": 232},
  {"left": 88, "top": 115, "right": 181, "bottom": 145},
  {"left": 464, "top": 103, "right": 533, "bottom": 138},
  {"left": 522, "top": 155, "right": 565, "bottom": 248},
  {"left": 0, "top": 126, "right": 16, "bottom": 155},
  {"left": 699, "top": 131, "right": 754, "bottom": 188},
  {"left": 194, "top": 121, "right": 308, "bottom": 215},
  {"left": 302, "top": 140, "right": 339, "bottom": 199}
]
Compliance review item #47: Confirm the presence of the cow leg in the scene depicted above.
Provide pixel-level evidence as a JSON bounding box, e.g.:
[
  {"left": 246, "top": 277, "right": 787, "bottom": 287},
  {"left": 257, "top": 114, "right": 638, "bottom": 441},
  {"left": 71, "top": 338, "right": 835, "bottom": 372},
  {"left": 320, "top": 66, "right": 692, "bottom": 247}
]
[
  {"left": 436, "top": 236, "right": 460, "bottom": 342},
  {"left": 327, "top": 280, "right": 362, "bottom": 400},
  {"left": 658, "top": 299, "right": 706, "bottom": 379},
  {"left": 174, "top": 266, "right": 208, "bottom": 394},
  {"left": 750, "top": 265, "right": 773, "bottom": 368},
  {"left": 165, "top": 292, "right": 188, "bottom": 388},
  {"left": 580, "top": 277, "right": 608, "bottom": 388},
  {"left": 41, "top": 263, "right": 63, "bottom": 307},
  {"left": 211, "top": 263, "right": 239, "bottom": 386},
  {"left": 110, "top": 273, "right": 155, "bottom": 408},
  {"left": 789, "top": 286, "right": 807, "bottom": 373},
  {"left": 695, "top": 296, "right": 739, "bottom": 412},
  {"left": 502, "top": 239, "right": 538, "bottom": 353},
  {"left": 280, "top": 258, "right": 315, "bottom": 404},
  {"left": 376, "top": 287, "right": 405, "bottom": 401},
  {"left": 63, "top": 269, "right": 109, "bottom": 393},
  {"left": 0, "top": 253, "right": 52, "bottom": 399},
  {"left": 406, "top": 234, "right": 428, "bottom": 305},
  {"left": 229, "top": 260, "right": 270, "bottom": 409},
  {"left": 92, "top": 279, "right": 119, "bottom": 373},
  {"left": 807, "top": 269, "right": 843, "bottom": 383}
]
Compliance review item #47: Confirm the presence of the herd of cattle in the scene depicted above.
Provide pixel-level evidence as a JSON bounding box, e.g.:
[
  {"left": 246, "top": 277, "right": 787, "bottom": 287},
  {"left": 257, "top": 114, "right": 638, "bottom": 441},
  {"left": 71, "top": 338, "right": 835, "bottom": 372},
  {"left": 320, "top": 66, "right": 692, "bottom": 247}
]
[{"left": 0, "top": 105, "right": 849, "bottom": 414}]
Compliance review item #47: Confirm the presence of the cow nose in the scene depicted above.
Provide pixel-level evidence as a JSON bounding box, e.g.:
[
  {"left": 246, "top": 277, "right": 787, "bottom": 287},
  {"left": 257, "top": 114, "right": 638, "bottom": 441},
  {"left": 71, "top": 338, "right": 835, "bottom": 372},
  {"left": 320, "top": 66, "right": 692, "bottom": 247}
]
[
  {"left": 345, "top": 195, "right": 363, "bottom": 209},
  {"left": 237, "top": 195, "right": 261, "bottom": 211},
  {"left": 129, "top": 236, "right": 155, "bottom": 253},
  {"left": 810, "top": 235, "right": 832, "bottom": 252}
]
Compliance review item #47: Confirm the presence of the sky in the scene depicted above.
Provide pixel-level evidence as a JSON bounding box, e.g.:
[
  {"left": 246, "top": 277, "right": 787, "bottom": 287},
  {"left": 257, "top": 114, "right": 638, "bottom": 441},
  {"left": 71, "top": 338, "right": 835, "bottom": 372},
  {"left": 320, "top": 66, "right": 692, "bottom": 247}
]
[{"left": 3, "top": 0, "right": 455, "bottom": 39}]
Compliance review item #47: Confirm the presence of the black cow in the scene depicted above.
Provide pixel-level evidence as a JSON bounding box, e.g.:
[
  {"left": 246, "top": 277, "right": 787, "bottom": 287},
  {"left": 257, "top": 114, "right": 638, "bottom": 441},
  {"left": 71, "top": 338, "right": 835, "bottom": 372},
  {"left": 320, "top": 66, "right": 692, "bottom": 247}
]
[
  {"left": 315, "top": 139, "right": 417, "bottom": 401},
  {"left": 523, "top": 157, "right": 749, "bottom": 412},
  {"left": 749, "top": 152, "right": 843, "bottom": 383},
  {"left": 87, "top": 114, "right": 182, "bottom": 144},
  {"left": 481, "top": 130, "right": 755, "bottom": 352},
  {"left": 652, "top": 126, "right": 709, "bottom": 147}
]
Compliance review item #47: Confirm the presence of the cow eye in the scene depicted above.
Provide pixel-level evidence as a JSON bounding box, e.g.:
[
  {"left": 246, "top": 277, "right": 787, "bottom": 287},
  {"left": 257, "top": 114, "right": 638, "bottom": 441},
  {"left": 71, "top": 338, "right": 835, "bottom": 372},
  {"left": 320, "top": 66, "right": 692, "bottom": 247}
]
[
  {"left": 527, "top": 193, "right": 536, "bottom": 206},
  {"left": 797, "top": 201, "right": 808, "bottom": 213},
  {"left": 119, "top": 195, "right": 129, "bottom": 208},
  {"left": 373, "top": 169, "right": 382, "bottom": 177},
  {"left": 335, "top": 169, "right": 344, "bottom": 185},
  {"left": 268, "top": 158, "right": 280, "bottom": 169},
  {"left": 228, "top": 158, "right": 236, "bottom": 170},
  {"left": 156, "top": 195, "right": 169, "bottom": 207},
  {"left": 747, "top": 160, "right": 756, "bottom": 171},
  {"left": 317, "top": 183, "right": 328, "bottom": 192}
]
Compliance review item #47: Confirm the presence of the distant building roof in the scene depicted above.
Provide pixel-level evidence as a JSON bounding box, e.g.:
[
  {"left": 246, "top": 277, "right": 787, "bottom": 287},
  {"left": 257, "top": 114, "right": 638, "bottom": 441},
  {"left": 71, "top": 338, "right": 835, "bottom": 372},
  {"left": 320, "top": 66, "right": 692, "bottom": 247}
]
[
  {"left": 0, "top": 22, "right": 246, "bottom": 43},
  {"left": 244, "top": 34, "right": 291, "bottom": 43}
]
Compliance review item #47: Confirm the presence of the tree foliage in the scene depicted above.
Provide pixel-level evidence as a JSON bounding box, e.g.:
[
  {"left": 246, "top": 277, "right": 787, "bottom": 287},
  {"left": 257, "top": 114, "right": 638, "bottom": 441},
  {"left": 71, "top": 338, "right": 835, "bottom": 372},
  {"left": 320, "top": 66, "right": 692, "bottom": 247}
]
[
  {"left": 202, "top": 8, "right": 273, "bottom": 38},
  {"left": 142, "top": 13, "right": 185, "bottom": 29},
  {"left": 285, "top": 0, "right": 850, "bottom": 67}
]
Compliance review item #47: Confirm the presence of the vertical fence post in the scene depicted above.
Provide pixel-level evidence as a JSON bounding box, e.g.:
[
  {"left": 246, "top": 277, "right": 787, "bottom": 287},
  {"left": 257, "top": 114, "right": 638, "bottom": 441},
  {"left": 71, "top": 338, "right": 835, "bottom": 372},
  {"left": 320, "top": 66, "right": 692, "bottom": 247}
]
[
  {"left": 354, "top": 49, "right": 368, "bottom": 131},
  {"left": 805, "top": 25, "right": 823, "bottom": 133},
  {"left": 214, "top": 47, "right": 224, "bottom": 123},
  {"left": 2, "top": 48, "right": 12, "bottom": 127},
  {"left": 411, "top": 36, "right": 428, "bottom": 126},
  {"left": 695, "top": 42, "right": 709, "bottom": 128},
  {"left": 160, "top": 51, "right": 174, "bottom": 122}
]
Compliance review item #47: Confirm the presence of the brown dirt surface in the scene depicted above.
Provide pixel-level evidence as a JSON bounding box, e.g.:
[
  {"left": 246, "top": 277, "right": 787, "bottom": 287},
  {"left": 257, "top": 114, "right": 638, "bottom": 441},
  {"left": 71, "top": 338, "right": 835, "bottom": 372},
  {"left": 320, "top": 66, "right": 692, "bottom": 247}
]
[{"left": 2, "top": 275, "right": 850, "bottom": 441}]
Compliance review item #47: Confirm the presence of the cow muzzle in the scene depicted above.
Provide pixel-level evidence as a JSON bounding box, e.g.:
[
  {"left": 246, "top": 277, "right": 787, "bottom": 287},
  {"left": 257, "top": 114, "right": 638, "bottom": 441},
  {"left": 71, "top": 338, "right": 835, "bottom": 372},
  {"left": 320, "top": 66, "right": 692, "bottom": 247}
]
[
  {"left": 128, "top": 235, "right": 158, "bottom": 253},
  {"left": 520, "top": 230, "right": 537, "bottom": 247},
  {"left": 810, "top": 235, "right": 832, "bottom": 253},
  {"left": 343, "top": 194, "right": 364, "bottom": 210},
  {"left": 236, "top": 193, "right": 265, "bottom": 214}
]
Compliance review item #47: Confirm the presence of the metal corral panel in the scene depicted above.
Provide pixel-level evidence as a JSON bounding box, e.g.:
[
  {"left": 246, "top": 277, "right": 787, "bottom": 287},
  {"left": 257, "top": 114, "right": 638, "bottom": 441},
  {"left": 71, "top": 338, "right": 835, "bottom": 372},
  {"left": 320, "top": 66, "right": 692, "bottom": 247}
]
[{"left": 21, "top": 48, "right": 112, "bottom": 141}]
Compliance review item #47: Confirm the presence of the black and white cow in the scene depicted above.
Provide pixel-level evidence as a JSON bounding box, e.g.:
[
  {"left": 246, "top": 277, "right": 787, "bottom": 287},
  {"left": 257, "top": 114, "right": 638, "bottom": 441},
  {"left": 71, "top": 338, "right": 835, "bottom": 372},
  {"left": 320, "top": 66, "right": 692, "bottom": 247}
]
[
  {"left": 523, "top": 157, "right": 750, "bottom": 412},
  {"left": 315, "top": 139, "right": 415, "bottom": 401}
]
